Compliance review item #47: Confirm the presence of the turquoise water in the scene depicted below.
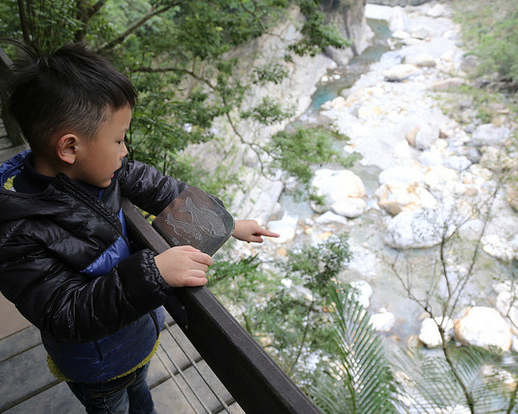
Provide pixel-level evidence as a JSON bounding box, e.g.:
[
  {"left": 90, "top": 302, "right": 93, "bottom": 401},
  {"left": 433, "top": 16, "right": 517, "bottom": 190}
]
[{"left": 310, "top": 18, "right": 392, "bottom": 110}]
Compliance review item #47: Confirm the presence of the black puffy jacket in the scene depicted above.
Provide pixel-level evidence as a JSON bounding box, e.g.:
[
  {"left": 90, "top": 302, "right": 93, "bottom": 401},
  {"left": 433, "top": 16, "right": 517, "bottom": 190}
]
[{"left": 0, "top": 152, "right": 188, "bottom": 381}]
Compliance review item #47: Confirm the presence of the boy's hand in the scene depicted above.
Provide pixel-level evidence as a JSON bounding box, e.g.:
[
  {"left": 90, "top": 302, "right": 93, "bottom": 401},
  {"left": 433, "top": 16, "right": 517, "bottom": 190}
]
[
  {"left": 154, "top": 245, "right": 213, "bottom": 287},
  {"left": 233, "top": 219, "right": 280, "bottom": 243}
]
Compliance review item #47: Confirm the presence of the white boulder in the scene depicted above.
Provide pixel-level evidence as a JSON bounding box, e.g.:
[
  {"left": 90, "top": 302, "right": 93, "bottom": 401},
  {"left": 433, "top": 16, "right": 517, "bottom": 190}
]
[
  {"left": 310, "top": 169, "right": 366, "bottom": 216},
  {"left": 267, "top": 214, "right": 298, "bottom": 244},
  {"left": 426, "top": 3, "right": 448, "bottom": 18},
  {"left": 404, "top": 54, "right": 436, "bottom": 68},
  {"left": 370, "top": 309, "right": 396, "bottom": 332},
  {"left": 315, "top": 211, "right": 348, "bottom": 225},
  {"left": 454, "top": 306, "right": 512, "bottom": 351},
  {"left": 375, "top": 181, "right": 437, "bottom": 216},
  {"left": 472, "top": 124, "right": 510, "bottom": 147},
  {"left": 331, "top": 198, "right": 367, "bottom": 218},
  {"left": 414, "top": 125, "right": 440, "bottom": 151},
  {"left": 481, "top": 234, "right": 515, "bottom": 262},
  {"left": 384, "top": 208, "right": 456, "bottom": 249},
  {"left": 384, "top": 64, "right": 418, "bottom": 82},
  {"left": 419, "top": 316, "right": 454, "bottom": 348},
  {"left": 350, "top": 280, "right": 373, "bottom": 309}
]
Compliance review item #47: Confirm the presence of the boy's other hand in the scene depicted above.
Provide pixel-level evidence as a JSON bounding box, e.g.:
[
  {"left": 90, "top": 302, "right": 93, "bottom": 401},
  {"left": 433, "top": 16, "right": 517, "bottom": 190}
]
[
  {"left": 154, "top": 245, "right": 213, "bottom": 287},
  {"left": 232, "top": 219, "right": 280, "bottom": 243}
]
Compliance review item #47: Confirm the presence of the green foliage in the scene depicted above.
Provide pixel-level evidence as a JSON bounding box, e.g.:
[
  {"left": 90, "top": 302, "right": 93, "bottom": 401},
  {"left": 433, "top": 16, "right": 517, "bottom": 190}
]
[
  {"left": 269, "top": 127, "right": 359, "bottom": 184},
  {"left": 310, "top": 286, "right": 399, "bottom": 414},
  {"left": 282, "top": 234, "right": 351, "bottom": 296},
  {"left": 253, "top": 63, "right": 289, "bottom": 85},
  {"left": 452, "top": 0, "right": 518, "bottom": 90},
  {"left": 289, "top": 0, "right": 351, "bottom": 57},
  {"left": 209, "top": 254, "right": 261, "bottom": 284},
  {"left": 241, "top": 97, "right": 294, "bottom": 125},
  {"left": 1, "top": 0, "right": 349, "bottom": 189},
  {"left": 437, "top": 84, "right": 505, "bottom": 125},
  {"left": 395, "top": 345, "right": 518, "bottom": 413},
  {"left": 210, "top": 234, "right": 351, "bottom": 382}
]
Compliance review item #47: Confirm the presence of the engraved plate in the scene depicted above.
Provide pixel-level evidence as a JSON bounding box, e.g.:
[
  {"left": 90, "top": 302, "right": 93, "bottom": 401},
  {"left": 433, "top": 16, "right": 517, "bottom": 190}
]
[{"left": 152, "top": 187, "right": 235, "bottom": 255}]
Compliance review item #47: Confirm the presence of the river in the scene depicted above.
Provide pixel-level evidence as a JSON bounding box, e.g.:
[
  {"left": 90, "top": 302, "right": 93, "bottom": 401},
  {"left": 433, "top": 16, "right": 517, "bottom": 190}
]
[{"left": 270, "top": 2, "right": 517, "bottom": 347}]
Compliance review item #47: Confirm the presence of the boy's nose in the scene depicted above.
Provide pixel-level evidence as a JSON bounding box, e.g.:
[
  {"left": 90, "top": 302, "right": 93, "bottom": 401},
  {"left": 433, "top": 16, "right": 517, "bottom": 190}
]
[{"left": 120, "top": 142, "right": 128, "bottom": 159}]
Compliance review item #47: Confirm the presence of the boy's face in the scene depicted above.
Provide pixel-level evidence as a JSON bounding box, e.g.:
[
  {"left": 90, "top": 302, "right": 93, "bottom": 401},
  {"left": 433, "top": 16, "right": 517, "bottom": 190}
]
[{"left": 73, "top": 106, "right": 131, "bottom": 188}]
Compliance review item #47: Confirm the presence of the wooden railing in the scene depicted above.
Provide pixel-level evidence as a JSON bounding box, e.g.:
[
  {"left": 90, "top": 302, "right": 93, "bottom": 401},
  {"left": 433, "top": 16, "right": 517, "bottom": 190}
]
[
  {"left": 0, "top": 46, "right": 25, "bottom": 146},
  {"left": 122, "top": 199, "right": 322, "bottom": 414}
]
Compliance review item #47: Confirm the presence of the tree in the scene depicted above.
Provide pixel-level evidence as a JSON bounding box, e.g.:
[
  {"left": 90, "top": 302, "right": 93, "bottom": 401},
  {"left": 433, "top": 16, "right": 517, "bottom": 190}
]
[{"left": 0, "top": 0, "right": 349, "bottom": 190}]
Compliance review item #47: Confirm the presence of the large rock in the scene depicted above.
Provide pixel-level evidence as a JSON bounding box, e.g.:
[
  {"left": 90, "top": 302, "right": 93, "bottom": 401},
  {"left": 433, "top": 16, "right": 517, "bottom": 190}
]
[
  {"left": 404, "top": 53, "right": 436, "bottom": 68},
  {"left": 454, "top": 306, "right": 512, "bottom": 351},
  {"left": 419, "top": 316, "right": 454, "bottom": 348},
  {"left": 426, "top": 3, "right": 448, "bottom": 18},
  {"left": 267, "top": 214, "right": 298, "bottom": 244},
  {"left": 370, "top": 309, "right": 396, "bottom": 332},
  {"left": 384, "top": 207, "right": 455, "bottom": 249},
  {"left": 424, "top": 165, "right": 459, "bottom": 196},
  {"left": 331, "top": 197, "right": 367, "bottom": 218},
  {"left": 315, "top": 211, "right": 348, "bottom": 225},
  {"left": 375, "top": 180, "right": 437, "bottom": 215},
  {"left": 479, "top": 146, "right": 515, "bottom": 172},
  {"left": 350, "top": 280, "right": 373, "bottom": 309},
  {"left": 414, "top": 125, "right": 440, "bottom": 150},
  {"left": 384, "top": 64, "right": 418, "bottom": 82},
  {"left": 472, "top": 124, "right": 511, "bottom": 147},
  {"left": 310, "top": 169, "right": 367, "bottom": 217},
  {"left": 428, "top": 77, "right": 466, "bottom": 91},
  {"left": 481, "top": 234, "right": 515, "bottom": 262}
]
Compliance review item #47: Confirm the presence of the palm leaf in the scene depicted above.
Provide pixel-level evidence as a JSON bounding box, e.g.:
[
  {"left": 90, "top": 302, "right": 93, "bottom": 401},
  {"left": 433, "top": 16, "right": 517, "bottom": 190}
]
[
  {"left": 310, "top": 286, "right": 399, "bottom": 413},
  {"left": 394, "top": 344, "right": 516, "bottom": 413}
]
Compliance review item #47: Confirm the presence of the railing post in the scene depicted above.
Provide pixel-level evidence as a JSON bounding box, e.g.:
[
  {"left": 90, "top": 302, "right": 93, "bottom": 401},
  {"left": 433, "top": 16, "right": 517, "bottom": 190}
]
[{"left": 0, "top": 46, "right": 26, "bottom": 146}]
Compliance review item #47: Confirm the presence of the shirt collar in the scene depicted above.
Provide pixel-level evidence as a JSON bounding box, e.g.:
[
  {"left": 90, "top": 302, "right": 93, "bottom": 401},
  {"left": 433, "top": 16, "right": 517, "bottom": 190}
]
[{"left": 13, "top": 153, "right": 101, "bottom": 196}]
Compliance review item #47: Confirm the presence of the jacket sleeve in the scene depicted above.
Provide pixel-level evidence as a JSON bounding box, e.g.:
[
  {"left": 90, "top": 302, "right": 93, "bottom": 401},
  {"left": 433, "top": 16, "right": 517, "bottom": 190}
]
[
  {"left": 0, "top": 226, "right": 173, "bottom": 343},
  {"left": 116, "top": 158, "right": 190, "bottom": 215}
]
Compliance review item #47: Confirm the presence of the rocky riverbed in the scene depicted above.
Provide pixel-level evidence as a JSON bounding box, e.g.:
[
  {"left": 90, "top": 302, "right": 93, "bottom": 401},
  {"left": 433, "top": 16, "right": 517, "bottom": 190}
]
[{"left": 233, "top": 1, "right": 518, "bottom": 352}]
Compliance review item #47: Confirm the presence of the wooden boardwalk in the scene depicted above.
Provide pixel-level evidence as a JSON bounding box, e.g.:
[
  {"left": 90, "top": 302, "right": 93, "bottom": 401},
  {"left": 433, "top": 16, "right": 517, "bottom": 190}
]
[
  {"left": 0, "top": 119, "right": 27, "bottom": 164},
  {"left": 0, "top": 314, "right": 243, "bottom": 413},
  {"left": 0, "top": 122, "right": 243, "bottom": 414}
]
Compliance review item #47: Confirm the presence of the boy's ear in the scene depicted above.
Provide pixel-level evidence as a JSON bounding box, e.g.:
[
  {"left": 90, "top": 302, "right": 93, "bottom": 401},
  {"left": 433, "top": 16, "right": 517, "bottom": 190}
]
[{"left": 56, "top": 134, "right": 79, "bottom": 165}]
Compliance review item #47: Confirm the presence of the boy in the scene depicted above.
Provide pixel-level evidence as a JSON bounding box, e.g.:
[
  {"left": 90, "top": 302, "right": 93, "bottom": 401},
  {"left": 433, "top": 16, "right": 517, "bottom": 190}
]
[{"left": 0, "top": 43, "right": 278, "bottom": 414}]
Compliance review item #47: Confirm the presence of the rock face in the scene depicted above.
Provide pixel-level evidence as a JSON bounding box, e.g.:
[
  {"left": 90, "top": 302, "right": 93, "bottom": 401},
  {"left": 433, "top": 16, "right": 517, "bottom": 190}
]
[
  {"left": 184, "top": 2, "right": 370, "bottom": 221},
  {"left": 323, "top": 0, "right": 373, "bottom": 64}
]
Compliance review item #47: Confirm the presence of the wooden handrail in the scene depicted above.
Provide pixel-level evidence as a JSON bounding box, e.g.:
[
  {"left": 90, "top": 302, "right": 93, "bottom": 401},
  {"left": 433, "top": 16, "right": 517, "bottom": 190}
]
[
  {"left": 122, "top": 198, "right": 322, "bottom": 414},
  {"left": 0, "top": 46, "right": 26, "bottom": 146}
]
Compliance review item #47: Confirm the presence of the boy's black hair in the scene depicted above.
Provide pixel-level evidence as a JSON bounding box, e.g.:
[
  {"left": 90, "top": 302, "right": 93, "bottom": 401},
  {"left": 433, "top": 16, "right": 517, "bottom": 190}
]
[{"left": 8, "top": 43, "right": 137, "bottom": 155}]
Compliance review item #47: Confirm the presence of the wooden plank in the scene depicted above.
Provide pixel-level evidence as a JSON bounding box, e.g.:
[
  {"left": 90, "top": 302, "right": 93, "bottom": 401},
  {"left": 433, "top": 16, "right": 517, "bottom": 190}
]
[{"left": 0, "top": 344, "right": 59, "bottom": 412}]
